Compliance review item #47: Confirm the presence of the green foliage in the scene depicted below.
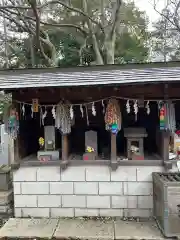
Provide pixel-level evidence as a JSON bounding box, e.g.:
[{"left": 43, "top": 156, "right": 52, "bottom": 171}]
[{"left": 115, "top": 33, "right": 149, "bottom": 64}]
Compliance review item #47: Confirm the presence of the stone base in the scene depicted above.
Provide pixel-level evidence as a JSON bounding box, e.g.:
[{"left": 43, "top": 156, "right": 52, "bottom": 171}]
[
  {"left": 12, "top": 165, "right": 165, "bottom": 218},
  {"left": 83, "top": 152, "right": 97, "bottom": 160},
  {"left": 0, "top": 189, "right": 13, "bottom": 205},
  {"left": 131, "top": 153, "right": 144, "bottom": 160},
  {"left": 37, "top": 150, "right": 59, "bottom": 161},
  {"left": 0, "top": 167, "right": 11, "bottom": 191}
]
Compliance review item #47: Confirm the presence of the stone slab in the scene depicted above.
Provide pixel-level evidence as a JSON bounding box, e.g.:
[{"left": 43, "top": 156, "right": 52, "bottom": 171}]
[
  {"left": 0, "top": 218, "right": 167, "bottom": 240},
  {"left": 114, "top": 220, "right": 166, "bottom": 240},
  {"left": 0, "top": 218, "right": 58, "bottom": 238},
  {"left": 54, "top": 219, "right": 114, "bottom": 240}
]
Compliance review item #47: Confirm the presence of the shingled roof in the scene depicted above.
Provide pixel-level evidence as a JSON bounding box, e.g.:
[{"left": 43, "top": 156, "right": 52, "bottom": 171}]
[{"left": 0, "top": 62, "right": 180, "bottom": 89}]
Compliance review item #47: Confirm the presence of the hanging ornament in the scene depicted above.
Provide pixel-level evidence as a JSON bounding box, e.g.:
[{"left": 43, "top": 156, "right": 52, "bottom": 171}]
[
  {"left": 126, "top": 100, "right": 130, "bottom": 113},
  {"left": 111, "top": 123, "right": 118, "bottom": 135},
  {"left": 80, "top": 104, "right": 84, "bottom": 118},
  {"left": 102, "top": 100, "right": 105, "bottom": 114},
  {"left": 32, "top": 99, "right": 39, "bottom": 112},
  {"left": 7, "top": 106, "right": 19, "bottom": 139},
  {"left": 52, "top": 106, "right": 56, "bottom": 119},
  {"left": 168, "top": 102, "right": 176, "bottom": 133},
  {"left": 133, "top": 100, "right": 138, "bottom": 121},
  {"left": 159, "top": 101, "right": 166, "bottom": 130},
  {"left": 55, "top": 103, "right": 72, "bottom": 134},
  {"left": 21, "top": 103, "right": 25, "bottom": 117},
  {"left": 92, "top": 102, "right": 96, "bottom": 116},
  {"left": 42, "top": 107, "right": 47, "bottom": 126},
  {"left": 104, "top": 99, "right": 122, "bottom": 134},
  {"left": 70, "top": 105, "right": 74, "bottom": 120},
  {"left": 146, "top": 101, "right": 150, "bottom": 115}
]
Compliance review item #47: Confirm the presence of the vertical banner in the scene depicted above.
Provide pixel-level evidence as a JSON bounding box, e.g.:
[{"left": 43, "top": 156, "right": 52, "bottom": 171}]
[{"left": 32, "top": 99, "right": 39, "bottom": 112}]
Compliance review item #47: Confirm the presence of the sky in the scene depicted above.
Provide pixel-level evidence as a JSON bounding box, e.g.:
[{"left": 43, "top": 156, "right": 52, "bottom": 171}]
[{"left": 135, "top": 0, "right": 165, "bottom": 29}]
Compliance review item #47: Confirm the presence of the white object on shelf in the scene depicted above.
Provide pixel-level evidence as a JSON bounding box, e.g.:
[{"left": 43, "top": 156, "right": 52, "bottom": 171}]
[{"left": 177, "top": 161, "right": 180, "bottom": 172}]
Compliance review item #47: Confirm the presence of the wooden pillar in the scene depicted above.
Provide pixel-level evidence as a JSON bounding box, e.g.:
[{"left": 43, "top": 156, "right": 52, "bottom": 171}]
[
  {"left": 111, "top": 133, "right": 117, "bottom": 161},
  {"left": 162, "top": 130, "right": 169, "bottom": 161},
  {"left": 14, "top": 138, "right": 20, "bottom": 163},
  {"left": 62, "top": 134, "right": 69, "bottom": 161}
]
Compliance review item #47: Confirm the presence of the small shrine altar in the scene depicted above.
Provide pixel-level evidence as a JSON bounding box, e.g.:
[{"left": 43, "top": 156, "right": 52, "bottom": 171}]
[
  {"left": 37, "top": 125, "right": 59, "bottom": 161},
  {"left": 124, "top": 127, "right": 147, "bottom": 160}
]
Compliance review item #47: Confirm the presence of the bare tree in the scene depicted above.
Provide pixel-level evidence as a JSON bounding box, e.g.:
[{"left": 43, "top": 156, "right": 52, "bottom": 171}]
[
  {"left": 152, "top": 0, "right": 180, "bottom": 32},
  {"left": 151, "top": 0, "right": 180, "bottom": 61}
]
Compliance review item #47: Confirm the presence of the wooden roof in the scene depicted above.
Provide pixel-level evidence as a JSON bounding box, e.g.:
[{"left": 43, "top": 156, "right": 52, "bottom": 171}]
[{"left": 1, "top": 62, "right": 180, "bottom": 89}]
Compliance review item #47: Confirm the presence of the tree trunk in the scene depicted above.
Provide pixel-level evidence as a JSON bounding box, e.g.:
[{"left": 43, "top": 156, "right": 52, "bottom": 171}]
[
  {"left": 82, "top": 0, "right": 104, "bottom": 65},
  {"left": 104, "top": 33, "right": 116, "bottom": 64},
  {"left": 105, "top": 40, "right": 115, "bottom": 64},
  {"left": 29, "top": 36, "right": 36, "bottom": 68}
]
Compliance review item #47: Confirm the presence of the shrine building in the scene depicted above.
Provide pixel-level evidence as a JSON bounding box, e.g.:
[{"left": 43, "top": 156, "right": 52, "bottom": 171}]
[{"left": 1, "top": 62, "right": 180, "bottom": 218}]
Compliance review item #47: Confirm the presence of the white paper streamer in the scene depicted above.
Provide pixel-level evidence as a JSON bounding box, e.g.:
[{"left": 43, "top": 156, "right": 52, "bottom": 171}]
[
  {"left": 70, "top": 105, "right": 74, "bottom": 120},
  {"left": 126, "top": 100, "right": 130, "bottom": 113},
  {"left": 92, "top": 102, "right": 96, "bottom": 116},
  {"left": 52, "top": 106, "right": 56, "bottom": 119},
  {"left": 102, "top": 100, "right": 105, "bottom": 114},
  {"left": 21, "top": 103, "right": 25, "bottom": 117},
  {"left": 146, "top": 101, "right": 150, "bottom": 115},
  {"left": 42, "top": 108, "right": 47, "bottom": 125},
  {"left": 133, "top": 100, "right": 138, "bottom": 121},
  {"left": 80, "top": 104, "right": 84, "bottom": 118}
]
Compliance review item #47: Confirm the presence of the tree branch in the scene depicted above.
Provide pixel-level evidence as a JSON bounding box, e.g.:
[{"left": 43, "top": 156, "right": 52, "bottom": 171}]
[
  {"left": 1, "top": 7, "right": 88, "bottom": 36},
  {"left": 0, "top": 0, "right": 105, "bottom": 33},
  {"left": 0, "top": 8, "right": 56, "bottom": 66},
  {"left": 41, "top": 0, "right": 104, "bottom": 32},
  {"left": 173, "top": 0, "right": 180, "bottom": 31},
  {"left": 0, "top": 9, "right": 32, "bottom": 34},
  {"left": 153, "top": 0, "right": 180, "bottom": 32}
]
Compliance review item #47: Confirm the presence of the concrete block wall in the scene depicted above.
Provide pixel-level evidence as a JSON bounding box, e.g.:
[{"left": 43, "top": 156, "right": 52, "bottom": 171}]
[{"left": 13, "top": 165, "right": 163, "bottom": 218}]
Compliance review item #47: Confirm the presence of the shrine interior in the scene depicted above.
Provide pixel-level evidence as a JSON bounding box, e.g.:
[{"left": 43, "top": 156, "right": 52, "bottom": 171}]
[
  {"left": 18, "top": 99, "right": 161, "bottom": 161},
  {"left": 12, "top": 83, "right": 180, "bottom": 162}
]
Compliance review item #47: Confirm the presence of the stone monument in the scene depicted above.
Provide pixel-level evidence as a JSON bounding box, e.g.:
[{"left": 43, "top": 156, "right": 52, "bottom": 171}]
[{"left": 83, "top": 130, "right": 97, "bottom": 160}]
